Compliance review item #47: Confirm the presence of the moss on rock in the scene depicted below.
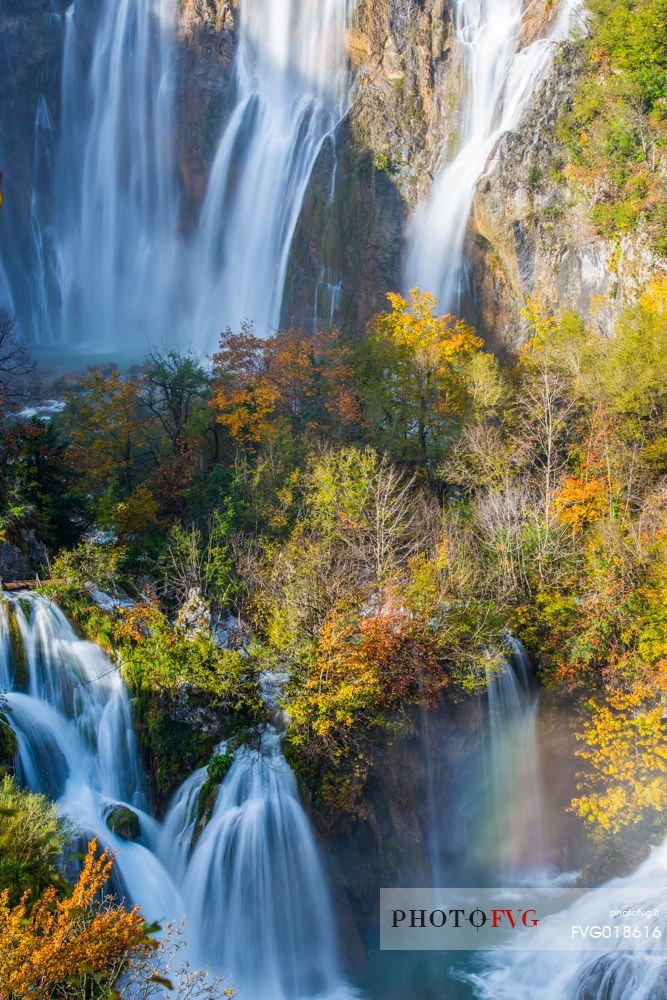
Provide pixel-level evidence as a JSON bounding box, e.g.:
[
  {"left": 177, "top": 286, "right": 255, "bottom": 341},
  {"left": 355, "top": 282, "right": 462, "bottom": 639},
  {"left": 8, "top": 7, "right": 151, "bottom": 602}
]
[
  {"left": 6, "top": 603, "right": 29, "bottom": 689},
  {"left": 0, "top": 713, "right": 17, "bottom": 773},
  {"left": 106, "top": 805, "right": 142, "bottom": 842}
]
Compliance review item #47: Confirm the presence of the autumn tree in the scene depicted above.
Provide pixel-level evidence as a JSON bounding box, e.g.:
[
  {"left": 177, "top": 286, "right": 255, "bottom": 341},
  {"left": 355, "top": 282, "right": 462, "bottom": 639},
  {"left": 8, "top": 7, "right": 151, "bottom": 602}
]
[
  {"left": 210, "top": 324, "right": 360, "bottom": 448},
  {"left": 210, "top": 323, "right": 278, "bottom": 447},
  {"left": 64, "top": 368, "right": 149, "bottom": 500},
  {"left": 361, "top": 288, "right": 485, "bottom": 476},
  {"left": 0, "top": 839, "right": 152, "bottom": 998},
  {"left": 571, "top": 678, "right": 667, "bottom": 837}
]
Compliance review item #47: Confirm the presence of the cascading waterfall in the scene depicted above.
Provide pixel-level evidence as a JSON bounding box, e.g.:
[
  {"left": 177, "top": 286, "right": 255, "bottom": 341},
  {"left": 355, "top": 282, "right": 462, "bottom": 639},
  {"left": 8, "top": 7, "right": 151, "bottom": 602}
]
[
  {"left": 1, "top": 592, "right": 181, "bottom": 920},
  {"left": 167, "top": 734, "right": 352, "bottom": 999},
  {"left": 472, "top": 838, "right": 667, "bottom": 999},
  {"left": 11, "top": 0, "right": 350, "bottom": 351},
  {"left": 0, "top": 593, "right": 351, "bottom": 998},
  {"left": 405, "top": 0, "right": 576, "bottom": 312}
]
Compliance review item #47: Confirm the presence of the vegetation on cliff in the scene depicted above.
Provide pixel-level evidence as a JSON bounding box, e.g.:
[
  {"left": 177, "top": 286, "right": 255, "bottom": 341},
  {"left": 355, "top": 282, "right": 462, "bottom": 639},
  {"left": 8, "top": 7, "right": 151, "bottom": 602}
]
[
  {"left": 558, "top": 0, "right": 667, "bottom": 252},
  {"left": 2, "top": 279, "right": 663, "bottom": 857}
]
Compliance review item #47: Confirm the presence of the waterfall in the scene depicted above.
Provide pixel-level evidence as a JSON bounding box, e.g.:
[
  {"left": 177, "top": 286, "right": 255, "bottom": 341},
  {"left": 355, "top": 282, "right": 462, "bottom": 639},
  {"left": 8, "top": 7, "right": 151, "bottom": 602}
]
[
  {"left": 472, "top": 837, "right": 667, "bottom": 999},
  {"left": 0, "top": 593, "right": 352, "bottom": 997},
  {"left": 53, "top": 0, "right": 180, "bottom": 349},
  {"left": 0, "top": 593, "right": 181, "bottom": 920},
  {"left": 188, "top": 0, "right": 350, "bottom": 347},
  {"left": 405, "top": 0, "right": 576, "bottom": 312},
  {"left": 7, "top": 0, "right": 350, "bottom": 351},
  {"left": 480, "top": 637, "right": 547, "bottom": 877},
  {"left": 421, "top": 638, "right": 547, "bottom": 884},
  {"left": 164, "top": 733, "right": 352, "bottom": 999}
]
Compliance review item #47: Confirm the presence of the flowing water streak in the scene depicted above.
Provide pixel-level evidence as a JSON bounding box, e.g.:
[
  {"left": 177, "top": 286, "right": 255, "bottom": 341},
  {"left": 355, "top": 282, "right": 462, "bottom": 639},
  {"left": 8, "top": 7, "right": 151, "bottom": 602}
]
[
  {"left": 481, "top": 637, "right": 547, "bottom": 876},
  {"left": 167, "top": 733, "right": 352, "bottom": 999},
  {"left": 188, "top": 0, "right": 351, "bottom": 347},
  {"left": 0, "top": 593, "right": 181, "bottom": 921},
  {"left": 54, "top": 0, "right": 180, "bottom": 349},
  {"left": 18, "top": 0, "right": 350, "bottom": 350},
  {"left": 405, "top": 0, "right": 576, "bottom": 312},
  {"left": 422, "top": 639, "right": 547, "bottom": 884}
]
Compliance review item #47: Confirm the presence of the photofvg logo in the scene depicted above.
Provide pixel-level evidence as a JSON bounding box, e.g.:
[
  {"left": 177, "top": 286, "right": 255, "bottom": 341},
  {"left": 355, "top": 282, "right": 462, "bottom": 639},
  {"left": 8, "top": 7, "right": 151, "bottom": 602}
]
[{"left": 380, "top": 888, "right": 667, "bottom": 951}]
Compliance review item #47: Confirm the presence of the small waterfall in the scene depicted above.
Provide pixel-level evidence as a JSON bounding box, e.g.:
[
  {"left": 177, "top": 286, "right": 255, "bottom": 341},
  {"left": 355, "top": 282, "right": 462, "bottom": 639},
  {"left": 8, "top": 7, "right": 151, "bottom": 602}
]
[
  {"left": 406, "top": 0, "right": 576, "bottom": 312},
  {"left": 163, "top": 733, "right": 352, "bottom": 999},
  {"left": 480, "top": 637, "right": 547, "bottom": 877},
  {"left": 422, "top": 638, "right": 547, "bottom": 884},
  {"left": 474, "top": 837, "right": 667, "bottom": 999}
]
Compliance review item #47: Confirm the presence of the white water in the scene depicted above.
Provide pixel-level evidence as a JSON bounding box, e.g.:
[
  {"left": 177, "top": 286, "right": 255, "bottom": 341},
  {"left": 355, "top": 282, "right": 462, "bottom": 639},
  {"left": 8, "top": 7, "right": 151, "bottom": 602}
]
[
  {"left": 406, "top": 0, "right": 576, "bottom": 312},
  {"left": 12, "top": 0, "right": 350, "bottom": 351},
  {"left": 0, "top": 593, "right": 352, "bottom": 997},
  {"left": 188, "top": 0, "right": 350, "bottom": 347},
  {"left": 481, "top": 637, "right": 547, "bottom": 877},
  {"left": 173, "top": 734, "right": 351, "bottom": 999},
  {"left": 472, "top": 837, "right": 667, "bottom": 999}
]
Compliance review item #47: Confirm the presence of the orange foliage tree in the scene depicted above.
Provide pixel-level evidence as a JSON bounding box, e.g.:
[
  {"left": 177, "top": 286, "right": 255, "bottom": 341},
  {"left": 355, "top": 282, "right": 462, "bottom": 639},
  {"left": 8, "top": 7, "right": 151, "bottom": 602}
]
[
  {"left": 288, "top": 605, "right": 446, "bottom": 760},
  {"left": 0, "top": 839, "right": 152, "bottom": 998},
  {"left": 553, "top": 474, "right": 607, "bottom": 532},
  {"left": 210, "top": 324, "right": 360, "bottom": 447}
]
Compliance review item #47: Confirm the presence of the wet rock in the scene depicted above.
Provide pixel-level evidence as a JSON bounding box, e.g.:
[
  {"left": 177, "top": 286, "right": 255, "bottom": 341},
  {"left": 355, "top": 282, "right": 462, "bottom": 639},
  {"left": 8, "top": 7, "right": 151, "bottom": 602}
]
[
  {"left": 106, "top": 805, "right": 142, "bottom": 842},
  {"left": 0, "top": 543, "right": 30, "bottom": 583}
]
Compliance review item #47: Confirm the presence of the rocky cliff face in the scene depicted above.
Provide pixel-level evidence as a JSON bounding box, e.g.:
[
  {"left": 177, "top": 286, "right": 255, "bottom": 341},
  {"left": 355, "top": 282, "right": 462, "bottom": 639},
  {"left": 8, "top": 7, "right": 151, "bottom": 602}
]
[
  {"left": 1, "top": 0, "right": 660, "bottom": 350},
  {"left": 469, "top": 46, "right": 666, "bottom": 348},
  {"left": 282, "top": 0, "right": 460, "bottom": 334},
  {"left": 175, "top": 0, "right": 238, "bottom": 230}
]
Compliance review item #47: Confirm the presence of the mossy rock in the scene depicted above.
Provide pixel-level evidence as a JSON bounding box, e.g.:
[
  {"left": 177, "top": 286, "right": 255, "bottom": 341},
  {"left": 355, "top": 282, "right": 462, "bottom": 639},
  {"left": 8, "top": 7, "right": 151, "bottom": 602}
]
[
  {"left": 207, "top": 751, "right": 233, "bottom": 783},
  {"left": 6, "top": 604, "right": 29, "bottom": 690},
  {"left": 106, "top": 805, "right": 142, "bottom": 842},
  {"left": 0, "top": 713, "right": 17, "bottom": 772},
  {"left": 195, "top": 778, "right": 220, "bottom": 839}
]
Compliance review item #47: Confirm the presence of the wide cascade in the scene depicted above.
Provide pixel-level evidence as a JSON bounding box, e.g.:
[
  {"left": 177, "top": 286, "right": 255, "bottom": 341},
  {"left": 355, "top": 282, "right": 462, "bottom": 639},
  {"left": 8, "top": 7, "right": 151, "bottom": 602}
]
[
  {"left": 405, "top": 0, "right": 575, "bottom": 312},
  {"left": 0, "top": 593, "right": 351, "bottom": 997},
  {"left": 22, "top": 0, "right": 350, "bottom": 351},
  {"left": 473, "top": 837, "right": 667, "bottom": 999}
]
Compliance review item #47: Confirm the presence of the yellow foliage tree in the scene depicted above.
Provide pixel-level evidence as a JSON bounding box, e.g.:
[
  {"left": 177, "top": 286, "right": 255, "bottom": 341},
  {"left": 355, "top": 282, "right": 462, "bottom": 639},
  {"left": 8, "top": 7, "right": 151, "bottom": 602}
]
[
  {"left": 364, "top": 288, "right": 485, "bottom": 472},
  {"left": 571, "top": 679, "right": 667, "bottom": 836}
]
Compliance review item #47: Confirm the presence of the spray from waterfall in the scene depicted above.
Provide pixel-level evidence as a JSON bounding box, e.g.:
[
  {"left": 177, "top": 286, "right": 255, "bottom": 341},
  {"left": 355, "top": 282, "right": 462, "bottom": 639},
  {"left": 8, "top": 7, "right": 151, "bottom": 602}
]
[
  {"left": 406, "top": 0, "right": 576, "bottom": 312},
  {"left": 8, "top": 0, "right": 351, "bottom": 351},
  {"left": 472, "top": 837, "right": 667, "bottom": 999}
]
